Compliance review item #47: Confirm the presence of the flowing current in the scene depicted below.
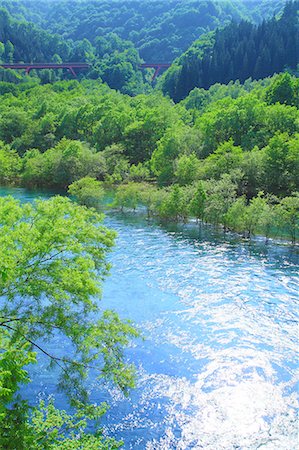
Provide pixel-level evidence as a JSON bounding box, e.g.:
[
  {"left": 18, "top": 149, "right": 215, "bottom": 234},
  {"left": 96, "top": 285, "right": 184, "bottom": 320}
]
[{"left": 2, "top": 188, "right": 298, "bottom": 449}]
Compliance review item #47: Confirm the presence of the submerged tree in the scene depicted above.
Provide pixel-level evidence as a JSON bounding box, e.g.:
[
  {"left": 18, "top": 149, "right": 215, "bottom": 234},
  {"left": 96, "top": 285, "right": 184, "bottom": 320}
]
[{"left": 68, "top": 176, "right": 105, "bottom": 210}]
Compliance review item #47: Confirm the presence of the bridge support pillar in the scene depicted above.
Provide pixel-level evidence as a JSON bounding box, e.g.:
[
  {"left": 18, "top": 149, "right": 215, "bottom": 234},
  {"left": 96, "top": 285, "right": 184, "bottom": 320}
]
[{"left": 68, "top": 67, "right": 77, "bottom": 78}]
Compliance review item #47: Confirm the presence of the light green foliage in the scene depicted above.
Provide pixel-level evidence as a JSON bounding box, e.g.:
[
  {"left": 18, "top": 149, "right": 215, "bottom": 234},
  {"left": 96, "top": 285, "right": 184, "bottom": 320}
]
[
  {"left": 151, "top": 128, "right": 183, "bottom": 186},
  {"left": 111, "top": 182, "right": 141, "bottom": 211},
  {"left": 202, "top": 140, "right": 243, "bottom": 180},
  {"left": 225, "top": 196, "right": 247, "bottom": 234},
  {"left": 0, "top": 108, "right": 29, "bottom": 145},
  {"left": 225, "top": 193, "right": 286, "bottom": 240},
  {"left": 204, "top": 175, "right": 237, "bottom": 227},
  {"left": 0, "top": 141, "right": 22, "bottom": 184},
  {"left": 157, "top": 184, "right": 189, "bottom": 222},
  {"left": 151, "top": 125, "right": 199, "bottom": 186},
  {"left": 0, "top": 196, "right": 138, "bottom": 447},
  {"left": 128, "top": 162, "right": 151, "bottom": 182},
  {"left": 68, "top": 177, "right": 105, "bottom": 210},
  {"left": 262, "top": 133, "right": 298, "bottom": 196},
  {"left": 285, "top": 134, "right": 299, "bottom": 192},
  {"left": 258, "top": 197, "right": 279, "bottom": 239},
  {"left": 188, "top": 182, "right": 206, "bottom": 221},
  {"left": 101, "top": 144, "right": 129, "bottom": 184},
  {"left": 196, "top": 94, "right": 299, "bottom": 156},
  {"left": 244, "top": 193, "right": 270, "bottom": 237},
  {"left": 240, "top": 147, "right": 264, "bottom": 198},
  {"left": 0, "top": 74, "right": 297, "bottom": 240},
  {"left": 266, "top": 73, "right": 299, "bottom": 107},
  {"left": 175, "top": 153, "right": 200, "bottom": 186},
  {"left": 277, "top": 194, "right": 299, "bottom": 243},
  {"left": 26, "top": 400, "right": 123, "bottom": 449},
  {"left": 23, "top": 139, "right": 107, "bottom": 188},
  {"left": 138, "top": 183, "right": 161, "bottom": 217}
]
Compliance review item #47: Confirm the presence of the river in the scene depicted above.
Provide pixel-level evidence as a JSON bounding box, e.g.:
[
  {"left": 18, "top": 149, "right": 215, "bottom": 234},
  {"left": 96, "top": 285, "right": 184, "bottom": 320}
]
[{"left": 1, "top": 187, "right": 298, "bottom": 449}]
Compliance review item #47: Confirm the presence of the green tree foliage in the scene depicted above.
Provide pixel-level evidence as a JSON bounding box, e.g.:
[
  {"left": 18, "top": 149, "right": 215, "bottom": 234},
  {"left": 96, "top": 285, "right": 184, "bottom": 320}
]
[
  {"left": 1, "top": 0, "right": 278, "bottom": 63},
  {"left": 0, "top": 141, "right": 22, "bottom": 184},
  {"left": 277, "top": 194, "right": 299, "bottom": 243},
  {"left": 23, "top": 139, "right": 107, "bottom": 188},
  {"left": 201, "top": 140, "right": 243, "bottom": 180},
  {"left": 0, "top": 74, "right": 297, "bottom": 241},
  {"left": 128, "top": 162, "right": 151, "bottom": 182},
  {"left": 0, "top": 6, "right": 147, "bottom": 94},
  {"left": 111, "top": 182, "right": 141, "bottom": 211},
  {"left": 0, "top": 195, "right": 138, "bottom": 447},
  {"left": 262, "top": 133, "right": 299, "bottom": 196},
  {"left": 68, "top": 176, "right": 105, "bottom": 210},
  {"left": 150, "top": 125, "right": 202, "bottom": 185},
  {"left": 157, "top": 184, "right": 189, "bottom": 222},
  {"left": 266, "top": 72, "right": 299, "bottom": 107},
  {"left": 188, "top": 181, "right": 206, "bottom": 221},
  {"left": 196, "top": 94, "right": 299, "bottom": 156},
  {"left": 204, "top": 174, "right": 237, "bottom": 227},
  {"left": 17, "top": 400, "right": 122, "bottom": 449},
  {"left": 175, "top": 153, "right": 200, "bottom": 185}
]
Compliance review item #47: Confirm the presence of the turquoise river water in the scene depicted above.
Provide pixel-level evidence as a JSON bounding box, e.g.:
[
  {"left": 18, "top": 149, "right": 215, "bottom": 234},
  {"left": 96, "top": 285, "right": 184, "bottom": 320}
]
[{"left": 1, "top": 187, "right": 298, "bottom": 449}]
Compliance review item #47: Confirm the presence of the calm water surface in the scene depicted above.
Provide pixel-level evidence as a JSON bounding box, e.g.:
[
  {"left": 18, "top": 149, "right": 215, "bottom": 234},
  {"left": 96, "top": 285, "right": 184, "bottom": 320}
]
[{"left": 1, "top": 187, "right": 298, "bottom": 449}]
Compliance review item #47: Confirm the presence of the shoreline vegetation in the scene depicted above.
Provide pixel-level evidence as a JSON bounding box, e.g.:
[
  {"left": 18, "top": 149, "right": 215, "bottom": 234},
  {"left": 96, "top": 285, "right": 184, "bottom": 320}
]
[
  {"left": 0, "top": 72, "right": 298, "bottom": 244},
  {"left": 1, "top": 180, "right": 298, "bottom": 245}
]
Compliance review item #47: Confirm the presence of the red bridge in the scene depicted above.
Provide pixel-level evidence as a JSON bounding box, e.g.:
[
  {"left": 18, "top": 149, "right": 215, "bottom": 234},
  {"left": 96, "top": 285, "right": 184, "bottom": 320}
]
[
  {"left": 0, "top": 62, "right": 172, "bottom": 80},
  {"left": 0, "top": 63, "right": 90, "bottom": 77},
  {"left": 139, "top": 63, "right": 171, "bottom": 80}
]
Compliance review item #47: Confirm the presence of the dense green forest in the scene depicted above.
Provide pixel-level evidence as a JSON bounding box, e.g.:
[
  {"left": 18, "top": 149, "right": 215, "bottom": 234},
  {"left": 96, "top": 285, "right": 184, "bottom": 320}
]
[
  {"left": 0, "top": 72, "right": 298, "bottom": 241},
  {"left": 0, "top": 6, "right": 149, "bottom": 94},
  {"left": 0, "top": 0, "right": 286, "bottom": 61},
  {"left": 0, "top": 0, "right": 291, "bottom": 94},
  {"left": 161, "top": 0, "right": 299, "bottom": 100}
]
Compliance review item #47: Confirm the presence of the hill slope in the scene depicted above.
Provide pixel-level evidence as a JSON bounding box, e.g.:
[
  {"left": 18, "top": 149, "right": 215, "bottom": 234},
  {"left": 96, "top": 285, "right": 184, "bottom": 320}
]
[
  {"left": 160, "top": 1, "right": 298, "bottom": 101},
  {"left": 0, "top": 0, "right": 286, "bottom": 61}
]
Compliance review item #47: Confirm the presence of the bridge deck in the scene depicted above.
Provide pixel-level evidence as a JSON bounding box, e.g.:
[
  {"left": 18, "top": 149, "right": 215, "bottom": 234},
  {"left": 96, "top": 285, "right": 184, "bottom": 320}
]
[{"left": 0, "top": 62, "right": 171, "bottom": 80}]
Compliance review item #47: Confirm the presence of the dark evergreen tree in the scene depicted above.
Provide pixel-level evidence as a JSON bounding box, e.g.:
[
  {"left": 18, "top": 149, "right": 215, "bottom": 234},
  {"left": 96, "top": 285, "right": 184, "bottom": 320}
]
[{"left": 161, "top": 1, "right": 299, "bottom": 101}]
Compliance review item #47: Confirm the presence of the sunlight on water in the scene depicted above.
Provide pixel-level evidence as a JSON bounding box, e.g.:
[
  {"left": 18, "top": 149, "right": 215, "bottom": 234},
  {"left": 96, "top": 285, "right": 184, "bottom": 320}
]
[
  {"left": 0, "top": 189, "right": 298, "bottom": 449},
  {"left": 100, "top": 215, "right": 298, "bottom": 449}
]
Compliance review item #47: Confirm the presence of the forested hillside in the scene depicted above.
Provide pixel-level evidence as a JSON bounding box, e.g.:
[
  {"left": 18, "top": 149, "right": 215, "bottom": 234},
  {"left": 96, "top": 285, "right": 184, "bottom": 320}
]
[
  {"left": 0, "top": 6, "right": 148, "bottom": 93},
  {"left": 0, "top": 72, "right": 298, "bottom": 241},
  {"left": 161, "top": 1, "right": 299, "bottom": 101},
  {"left": 0, "top": 0, "right": 286, "bottom": 61},
  {"left": 0, "top": 0, "right": 292, "bottom": 94}
]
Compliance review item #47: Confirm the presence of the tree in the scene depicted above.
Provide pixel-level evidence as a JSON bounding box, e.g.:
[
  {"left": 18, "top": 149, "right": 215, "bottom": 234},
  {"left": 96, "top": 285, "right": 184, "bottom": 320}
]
[
  {"left": 4, "top": 40, "right": 14, "bottom": 63},
  {"left": 204, "top": 174, "right": 237, "bottom": 228},
  {"left": 157, "top": 184, "right": 189, "bottom": 222},
  {"left": 23, "top": 139, "right": 107, "bottom": 189},
  {"left": 188, "top": 182, "right": 206, "bottom": 221},
  {"left": 225, "top": 196, "right": 247, "bottom": 234},
  {"left": 277, "top": 194, "right": 299, "bottom": 243},
  {"left": 266, "top": 73, "right": 298, "bottom": 107},
  {"left": 202, "top": 139, "right": 243, "bottom": 180},
  {"left": 68, "top": 176, "right": 105, "bottom": 210},
  {"left": 175, "top": 153, "right": 200, "bottom": 185},
  {"left": 111, "top": 182, "right": 140, "bottom": 211},
  {"left": 0, "top": 141, "right": 21, "bottom": 184},
  {"left": 0, "top": 196, "right": 138, "bottom": 447},
  {"left": 262, "top": 133, "right": 291, "bottom": 196}
]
